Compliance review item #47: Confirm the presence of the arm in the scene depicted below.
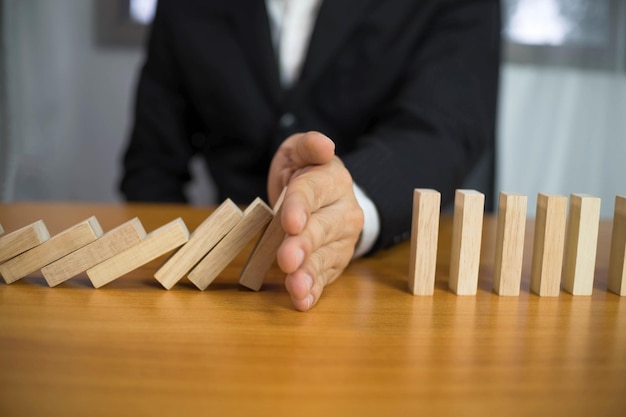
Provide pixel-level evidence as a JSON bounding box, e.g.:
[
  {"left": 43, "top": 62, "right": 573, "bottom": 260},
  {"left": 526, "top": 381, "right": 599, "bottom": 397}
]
[
  {"left": 342, "top": 0, "right": 501, "bottom": 251},
  {"left": 120, "top": 1, "right": 197, "bottom": 203}
]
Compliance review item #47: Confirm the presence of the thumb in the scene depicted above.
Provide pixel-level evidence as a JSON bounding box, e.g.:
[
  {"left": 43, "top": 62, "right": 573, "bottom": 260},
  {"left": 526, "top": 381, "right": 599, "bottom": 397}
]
[{"left": 289, "top": 131, "right": 335, "bottom": 167}]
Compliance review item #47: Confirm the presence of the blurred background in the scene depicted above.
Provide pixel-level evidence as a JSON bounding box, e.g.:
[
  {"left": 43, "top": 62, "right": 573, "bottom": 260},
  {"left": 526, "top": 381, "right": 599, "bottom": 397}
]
[{"left": 0, "top": 0, "right": 624, "bottom": 215}]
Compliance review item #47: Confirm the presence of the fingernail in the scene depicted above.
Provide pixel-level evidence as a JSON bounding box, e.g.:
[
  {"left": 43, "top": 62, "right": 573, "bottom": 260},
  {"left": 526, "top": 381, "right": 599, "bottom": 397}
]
[
  {"left": 304, "top": 294, "right": 315, "bottom": 310},
  {"left": 295, "top": 249, "right": 305, "bottom": 268},
  {"left": 303, "top": 274, "right": 313, "bottom": 292},
  {"left": 297, "top": 211, "right": 307, "bottom": 231}
]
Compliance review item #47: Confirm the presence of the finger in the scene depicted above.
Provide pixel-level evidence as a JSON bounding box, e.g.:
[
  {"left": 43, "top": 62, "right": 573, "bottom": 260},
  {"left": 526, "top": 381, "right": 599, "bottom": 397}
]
[
  {"left": 284, "top": 242, "right": 348, "bottom": 311},
  {"left": 267, "top": 132, "right": 335, "bottom": 204},
  {"left": 288, "top": 131, "right": 336, "bottom": 167},
  {"left": 280, "top": 159, "right": 351, "bottom": 234},
  {"left": 276, "top": 204, "right": 361, "bottom": 274}
]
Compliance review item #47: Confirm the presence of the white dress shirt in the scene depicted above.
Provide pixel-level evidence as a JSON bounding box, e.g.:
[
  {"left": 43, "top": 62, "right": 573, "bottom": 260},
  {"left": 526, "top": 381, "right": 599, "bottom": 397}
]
[{"left": 265, "top": 0, "right": 380, "bottom": 257}]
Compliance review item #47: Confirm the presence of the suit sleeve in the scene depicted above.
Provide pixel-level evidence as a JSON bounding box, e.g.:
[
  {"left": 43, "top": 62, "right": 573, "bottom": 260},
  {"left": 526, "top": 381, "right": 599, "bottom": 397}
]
[
  {"left": 342, "top": 0, "right": 501, "bottom": 252},
  {"left": 119, "top": 1, "right": 196, "bottom": 203}
]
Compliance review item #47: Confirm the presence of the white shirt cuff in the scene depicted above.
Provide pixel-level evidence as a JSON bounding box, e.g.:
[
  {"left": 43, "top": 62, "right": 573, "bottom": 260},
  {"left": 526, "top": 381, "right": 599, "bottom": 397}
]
[{"left": 352, "top": 182, "right": 380, "bottom": 258}]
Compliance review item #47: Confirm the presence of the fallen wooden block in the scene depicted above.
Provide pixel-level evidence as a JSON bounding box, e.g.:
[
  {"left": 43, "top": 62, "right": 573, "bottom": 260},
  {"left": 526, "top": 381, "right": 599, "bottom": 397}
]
[
  {"left": 86, "top": 218, "right": 189, "bottom": 288},
  {"left": 239, "top": 189, "right": 287, "bottom": 291},
  {"left": 189, "top": 198, "right": 273, "bottom": 290},
  {"left": 492, "top": 192, "right": 527, "bottom": 296},
  {"left": 155, "top": 199, "right": 243, "bottom": 290},
  {"left": 408, "top": 189, "right": 441, "bottom": 296},
  {"left": 41, "top": 218, "right": 147, "bottom": 287},
  {"left": 562, "top": 194, "right": 601, "bottom": 295},
  {"left": 530, "top": 193, "right": 567, "bottom": 296},
  {"left": 608, "top": 196, "right": 626, "bottom": 296},
  {"left": 0, "top": 217, "right": 102, "bottom": 284},
  {"left": 0, "top": 220, "right": 50, "bottom": 264},
  {"left": 449, "top": 189, "right": 485, "bottom": 295}
]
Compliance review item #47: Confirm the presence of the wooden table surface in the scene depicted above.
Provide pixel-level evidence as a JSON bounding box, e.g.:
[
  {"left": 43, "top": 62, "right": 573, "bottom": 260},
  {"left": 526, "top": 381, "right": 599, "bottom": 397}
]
[{"left": 0, "top": 202, "right": 624, "bottom": 417}]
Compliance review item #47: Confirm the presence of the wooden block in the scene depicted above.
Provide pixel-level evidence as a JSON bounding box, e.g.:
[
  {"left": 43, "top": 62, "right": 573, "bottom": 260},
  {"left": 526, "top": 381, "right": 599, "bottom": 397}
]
[
  {"left": 530, "top": 193, "right": 567, "bottom": 296},
  {"left": 448, "top": 189, "right": 485, "bottom": 295},
  {"left": 239, "top": 189, "right": 288, "bottom": 291},
  {"left": 155, "top": 199, "right": 243, "bottom": 289},
  {"left": 86, "top": 218, "right": 189, "bottom": 288},
  {"left": 0, "top": 220, "right": 50, "bottom": 264},
  {"left": 41, "top": 218, "right": 147, "bottom": 287},
  {"left": 562, "top": 194, "right": 601, "bottom": 295},
  {"left": 188, "top": 198, "right": 273, "bottom": 290},
  {"left": 408, "top": 189, "right": 441, "bottom": 295},
  {"left": 608, "top": 196, "right": 626, "bottom": 296},
  {"left": 0, "top": 217, "right": 102, "bottom": 284},
  {"left": 492, "top": 193, "right": 527, "bottom": 296},
  {"left": 0, "top": 224, "right": 3, "bottom": 236}
]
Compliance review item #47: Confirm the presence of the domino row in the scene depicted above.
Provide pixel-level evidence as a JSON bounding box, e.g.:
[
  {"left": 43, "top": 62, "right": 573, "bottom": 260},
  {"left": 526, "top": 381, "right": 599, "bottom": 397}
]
[
  {"left": 0, "top": 196, "right": 285, "bottom": 290},
  {"left": 409, "top": 190, "right": 626, "bottom": 297}
]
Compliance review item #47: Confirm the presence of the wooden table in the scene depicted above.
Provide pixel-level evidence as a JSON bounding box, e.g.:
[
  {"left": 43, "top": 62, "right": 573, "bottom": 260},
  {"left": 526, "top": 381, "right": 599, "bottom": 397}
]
[{"left": 0, "top": 202, "right": 624, "bottom": 417}]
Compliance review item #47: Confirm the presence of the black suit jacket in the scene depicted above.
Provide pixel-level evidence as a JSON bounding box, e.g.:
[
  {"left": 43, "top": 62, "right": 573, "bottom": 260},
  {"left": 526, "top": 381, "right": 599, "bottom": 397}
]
[{"left": 120, "top": 0, "right": 501, "bottom": 252}]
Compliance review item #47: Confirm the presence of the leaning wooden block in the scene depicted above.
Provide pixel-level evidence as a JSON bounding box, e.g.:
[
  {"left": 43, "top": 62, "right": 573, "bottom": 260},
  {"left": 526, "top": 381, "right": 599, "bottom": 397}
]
[
  {"left": 492, "top": 193, "right": 527, "bottom": 296},
  {"left": 0, "top": 217, "right": 102, "bottom": 284},
  {"left": 408, "top": 189, "right": 441, "bottom": 296},
  {"left": 0, "top": 220, "right": 50, "bottom": 264},
  {"left": 86, "top": 218, "right": 189, "bottom": 288},
  {"left": 562, "top": 194, "right": 601, "bottom": 296},
  {"left": 41, "top": 218, "right": 147, "bottom": 287},
  {"left": 530, "top": 193, "right": 567, "bottom": 296},
  {"left": 449, "top": 189, "right": 485, "bottom": 295},
  {"left": 239, "top": 189, "right": 287, "bottom": 291},
  {"left": 155, "top": 199, "right": 243, "bottom": 290},
  {"left": 189, "top": 198, "right": 273, "bottom": 290},
  {"left": 608, "top": 196, "right": 626, "bottom": 296},
  {"left": 0, "top": 224, "right": 3, "bottom": 236}
]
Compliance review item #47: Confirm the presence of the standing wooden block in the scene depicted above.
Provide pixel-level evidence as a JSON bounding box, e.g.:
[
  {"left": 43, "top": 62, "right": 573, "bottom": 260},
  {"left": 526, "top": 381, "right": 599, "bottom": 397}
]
[
  {"left": 0, "top": 220, "right": 50, "bottom": 264},
  {"left": 155, "top": 199, "right": 243, "bottom": 290},
  {"left": 562, "top": 194, "right": 601, "bottom": 295},
  {"left": 530, "top": 193, "right": 567, "bottom": 296},
  {"left": 239, "top": 189, "right": 287, "bottom": 291},
  {"left": 0, "top": 217, "right": 102, "bottom": 284},
  {"left": 0, "top": 224, "right": 4, "bottom": 236},
  {"left": 608, "top": 196, "right": 626, "bottom": 296},
  {"left": 86, "top": 218, "right": 189, "bottom": 288},
  {"left": 408, "top": 189, "right": 441, "bottom": 295},
  {"left": 41, "top": 218, "right": 147, "bottom": 287},
  {"left": 448, "top": 190, "right": 485, "bottom": 295},
  {"left": 189, "top": 198, "right": 273, "bottom": 290},
  {"left": 492, "top": 193, "right": 527, "bottom": 296}
]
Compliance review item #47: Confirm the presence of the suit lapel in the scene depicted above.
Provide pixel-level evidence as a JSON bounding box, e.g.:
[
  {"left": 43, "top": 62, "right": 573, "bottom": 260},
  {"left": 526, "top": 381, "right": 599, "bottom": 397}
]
[
  {"left": 232, "top": 1, "right": 282, "bottom": 109},
  {"left": 297, "top": 0, "right": 376, "bottom": 89}
]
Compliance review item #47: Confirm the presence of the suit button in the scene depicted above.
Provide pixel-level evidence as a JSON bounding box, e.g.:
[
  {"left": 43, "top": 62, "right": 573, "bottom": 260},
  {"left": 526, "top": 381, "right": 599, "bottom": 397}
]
[{"left": 279, "top": 113, "right": 297, "bottom": 128}]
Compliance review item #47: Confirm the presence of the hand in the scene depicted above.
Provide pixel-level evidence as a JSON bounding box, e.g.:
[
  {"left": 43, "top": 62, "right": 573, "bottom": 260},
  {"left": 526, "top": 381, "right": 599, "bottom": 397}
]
[{"left": 268, "top": 131, "right": 364, "bottom": 311}]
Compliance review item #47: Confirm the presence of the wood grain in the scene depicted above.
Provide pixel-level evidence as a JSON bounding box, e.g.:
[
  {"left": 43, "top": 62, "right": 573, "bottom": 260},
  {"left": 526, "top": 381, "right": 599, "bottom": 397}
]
[
  {"left": 562, "top": 194, "right": 601, "bottom": 295},
  {"left": 0, "top": 219, "right": 50, "bottom": 263},
  {"left": 448, "top": 189, "right": 485, "bottom": 295},
  {"left": 188, "top": 198, "right": 273, "bottom": 290},
  {"left": 408, "top": 189, "right": 441, "bottom": 295},
  {"left": 530, "top": 194, "right": 567, "bottom": 296},
  {"left": 492, "top": 192, "right": 527, "bottom": 296},
  {"left": 239, "top": 189, "right": 287, "bottom": 291},
  {"left": 41, "top": 218, "right": 147, "bottom": 287},
  {"left": 0, "top": 202, "right": 624, "bottom": 417},
  {"left": 86, "top": 218, "right": 189, "bottom": 288},
  {"left": 608, "top": 195, "right": 626, "bottom": 295},
  {"left": 155, "top": 199, "right": 243, "bottom": 289},
  {"left": 0, "top": 217, "right": 102, "bottom": 283}
]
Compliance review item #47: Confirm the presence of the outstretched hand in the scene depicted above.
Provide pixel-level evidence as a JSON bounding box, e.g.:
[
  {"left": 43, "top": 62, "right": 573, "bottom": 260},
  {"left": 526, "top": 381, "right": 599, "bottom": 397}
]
[{"left": 268, "top": 132, "right": 364, "bottom": 311}]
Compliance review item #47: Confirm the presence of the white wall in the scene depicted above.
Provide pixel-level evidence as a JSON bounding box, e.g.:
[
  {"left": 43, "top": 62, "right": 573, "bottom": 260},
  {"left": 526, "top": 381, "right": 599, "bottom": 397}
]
[
  {"left": 1, "top": 0, "right": 624, "bottom": 216},
  {"left": 498, "top": 65, "right": 626, "bottom": 216},
  {"left": 2, "top": 0, "right": 141, "bottom": 202}
]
